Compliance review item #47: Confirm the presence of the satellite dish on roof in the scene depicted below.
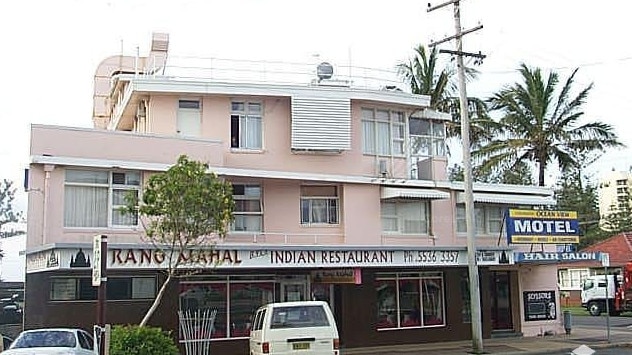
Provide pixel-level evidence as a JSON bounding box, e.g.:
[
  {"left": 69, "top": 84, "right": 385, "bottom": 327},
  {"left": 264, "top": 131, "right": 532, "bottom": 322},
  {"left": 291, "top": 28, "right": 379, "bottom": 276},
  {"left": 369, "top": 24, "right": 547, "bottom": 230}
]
[{"left": 317, "top": 62, "right": 334, "bottom": 81}]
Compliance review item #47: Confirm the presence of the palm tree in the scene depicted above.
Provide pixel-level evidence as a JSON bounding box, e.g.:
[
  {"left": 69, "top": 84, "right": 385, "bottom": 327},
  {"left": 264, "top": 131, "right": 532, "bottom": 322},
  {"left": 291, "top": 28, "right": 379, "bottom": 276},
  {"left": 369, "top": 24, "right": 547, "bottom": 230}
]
[
  {"left": 474, "top": 63, "right": 624, "bottom": 186},
  {"left": 397, "top": 44, "right": 497, "bottom": 148}
]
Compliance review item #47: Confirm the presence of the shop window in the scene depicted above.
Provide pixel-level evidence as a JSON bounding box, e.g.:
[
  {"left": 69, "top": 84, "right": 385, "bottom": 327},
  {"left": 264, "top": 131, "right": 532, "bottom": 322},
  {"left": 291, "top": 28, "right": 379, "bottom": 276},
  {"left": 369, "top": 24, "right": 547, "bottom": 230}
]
[
  {"left": 300, "top": 185, "right": 339, "bottom": 225},
  {"left": 179, "top": 277, "right": 275, "bottom": 341},
  {"left": 64, "top": 170, "right": 140, "bottom": 228},
  {"left": 231, "top": 184, "right": 262, "bottom": 232},
  {"left": 375, "top": 272, "right": 445, "bottom": 330},
  {"left": 460, "top": 272, "right": 471, "bottom": 323},
  {"left": 50, "top": 276, "right": 155, "bottom": 301},
  {"left": 229, "top": 283, "right": 274, "bottom": 337}
]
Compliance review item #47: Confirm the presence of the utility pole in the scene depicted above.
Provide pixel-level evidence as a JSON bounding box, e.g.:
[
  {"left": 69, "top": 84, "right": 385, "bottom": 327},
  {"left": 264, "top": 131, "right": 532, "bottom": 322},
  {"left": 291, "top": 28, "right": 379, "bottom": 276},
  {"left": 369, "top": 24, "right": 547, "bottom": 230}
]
[{"left": 427, "top": 1, "right": 485, "bottom": 353}]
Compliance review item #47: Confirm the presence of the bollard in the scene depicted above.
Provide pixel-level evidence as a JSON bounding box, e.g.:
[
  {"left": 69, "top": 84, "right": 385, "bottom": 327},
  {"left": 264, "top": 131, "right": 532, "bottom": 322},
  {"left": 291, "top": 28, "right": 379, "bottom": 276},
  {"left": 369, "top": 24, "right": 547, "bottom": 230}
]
[{"left": 563, "top": 310, "right": 572, "bottom": 335}]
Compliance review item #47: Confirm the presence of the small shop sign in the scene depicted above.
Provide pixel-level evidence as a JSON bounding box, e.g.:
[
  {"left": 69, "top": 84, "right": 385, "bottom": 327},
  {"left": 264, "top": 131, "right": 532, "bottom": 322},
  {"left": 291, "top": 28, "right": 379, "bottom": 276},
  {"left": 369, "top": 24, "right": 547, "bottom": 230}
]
[{"left": 523, "top": 290, "right": 557, "bottom": 321}]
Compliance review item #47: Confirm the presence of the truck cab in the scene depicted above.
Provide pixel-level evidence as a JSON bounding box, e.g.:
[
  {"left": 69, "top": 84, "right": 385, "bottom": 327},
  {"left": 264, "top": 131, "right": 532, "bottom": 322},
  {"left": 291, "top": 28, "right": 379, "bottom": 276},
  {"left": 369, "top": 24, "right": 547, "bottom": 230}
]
[{"left": 581, "top": 274, "right": 620, "bottom": 316}]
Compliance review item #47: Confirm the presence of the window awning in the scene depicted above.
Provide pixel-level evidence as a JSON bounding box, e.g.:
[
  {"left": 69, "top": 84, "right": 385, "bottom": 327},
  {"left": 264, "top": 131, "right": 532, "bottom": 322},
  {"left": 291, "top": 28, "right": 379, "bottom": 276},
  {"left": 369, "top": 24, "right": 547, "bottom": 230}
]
[
  {"left": 457, "top": 192, "right": 555, "bottom": 206},
  {"left": 381, "top": 187, "right": 450, "bottom": 200}
]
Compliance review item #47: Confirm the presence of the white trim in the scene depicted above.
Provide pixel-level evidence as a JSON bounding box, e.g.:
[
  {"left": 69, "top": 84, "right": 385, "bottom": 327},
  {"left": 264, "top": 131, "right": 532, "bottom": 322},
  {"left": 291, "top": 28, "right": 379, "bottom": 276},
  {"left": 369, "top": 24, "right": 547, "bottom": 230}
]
[
  {"left": 381, "top": 187, "right": 449, "bottom": 200},
  {"left": 457, "top": 192, "right": 556, "bottom": 206},
  {"left": 123, "top": 76, "right": 432, "bottom": 108},
  {"left": 30, "top": 155, "right": 556, "bottom": 200}
]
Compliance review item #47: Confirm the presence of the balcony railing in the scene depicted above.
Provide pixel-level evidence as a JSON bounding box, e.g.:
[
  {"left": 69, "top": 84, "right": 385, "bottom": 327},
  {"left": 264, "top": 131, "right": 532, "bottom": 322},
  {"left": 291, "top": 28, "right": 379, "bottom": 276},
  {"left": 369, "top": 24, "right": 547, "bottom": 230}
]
[{"left": 224, "top": 232, "right": 344, "bottom": 245}]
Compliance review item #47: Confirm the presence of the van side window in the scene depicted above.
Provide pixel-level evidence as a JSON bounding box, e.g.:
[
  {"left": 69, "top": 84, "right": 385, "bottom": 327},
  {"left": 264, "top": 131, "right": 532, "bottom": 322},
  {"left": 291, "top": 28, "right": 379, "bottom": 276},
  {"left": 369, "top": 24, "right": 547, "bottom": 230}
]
[{"left": 254, "top": 309, "right": 266, "bottom": 331}]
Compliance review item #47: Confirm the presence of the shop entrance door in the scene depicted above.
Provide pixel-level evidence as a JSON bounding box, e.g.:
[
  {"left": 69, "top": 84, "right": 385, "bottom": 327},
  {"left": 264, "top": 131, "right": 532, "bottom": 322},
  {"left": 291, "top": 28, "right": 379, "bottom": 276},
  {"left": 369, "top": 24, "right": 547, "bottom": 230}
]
[
  {"left": 490, "top": 271, "right": 513, "bottom": 331},
  {"left": 280, "top": 281, "right": 308, "bottom": 302}
]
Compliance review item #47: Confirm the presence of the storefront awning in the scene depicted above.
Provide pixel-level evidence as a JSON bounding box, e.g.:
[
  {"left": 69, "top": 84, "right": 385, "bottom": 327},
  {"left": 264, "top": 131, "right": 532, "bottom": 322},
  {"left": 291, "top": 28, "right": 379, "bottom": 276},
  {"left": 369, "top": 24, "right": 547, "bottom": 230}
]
[
  {"left": 381, "top": 187, "right": 450, "bottom": 200},
  {"left": 457, "top": 192, "right": 555, "bottom": 205}
]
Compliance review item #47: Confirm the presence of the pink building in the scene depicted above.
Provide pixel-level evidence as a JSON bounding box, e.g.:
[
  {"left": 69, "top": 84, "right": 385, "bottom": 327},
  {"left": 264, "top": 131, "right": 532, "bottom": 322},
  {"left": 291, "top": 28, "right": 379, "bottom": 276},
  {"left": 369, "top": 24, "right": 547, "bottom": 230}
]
[{"left": 25, "top": 33, "right": 563, "bottom": 353}]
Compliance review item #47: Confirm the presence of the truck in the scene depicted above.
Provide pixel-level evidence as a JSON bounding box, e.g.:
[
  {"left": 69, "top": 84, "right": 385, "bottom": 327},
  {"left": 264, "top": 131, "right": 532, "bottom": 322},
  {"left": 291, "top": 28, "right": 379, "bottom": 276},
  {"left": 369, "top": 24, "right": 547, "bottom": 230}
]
[{"left": 580, "top": 263, "right": 632, "bottom": 316}]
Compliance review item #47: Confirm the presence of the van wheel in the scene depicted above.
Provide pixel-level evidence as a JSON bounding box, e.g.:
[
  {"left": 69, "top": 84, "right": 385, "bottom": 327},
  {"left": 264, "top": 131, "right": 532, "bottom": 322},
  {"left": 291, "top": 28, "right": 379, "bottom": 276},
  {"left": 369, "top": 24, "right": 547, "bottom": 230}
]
[{"left": 588, "top": 301, "right": 602, "bottom": 316}]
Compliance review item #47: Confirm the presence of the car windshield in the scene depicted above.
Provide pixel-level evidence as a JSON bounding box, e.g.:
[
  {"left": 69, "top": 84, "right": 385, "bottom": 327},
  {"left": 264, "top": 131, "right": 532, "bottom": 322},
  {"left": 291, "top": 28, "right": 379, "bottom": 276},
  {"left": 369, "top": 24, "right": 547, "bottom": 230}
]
[{"left": 11, "top": 330, "right": 76, "bottom": 348}]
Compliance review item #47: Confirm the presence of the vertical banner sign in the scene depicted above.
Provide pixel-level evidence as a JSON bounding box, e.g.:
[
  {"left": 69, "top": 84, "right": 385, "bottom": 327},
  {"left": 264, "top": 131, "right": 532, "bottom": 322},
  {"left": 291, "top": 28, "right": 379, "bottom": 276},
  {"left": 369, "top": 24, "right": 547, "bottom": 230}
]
[
  {"left": 505, "top": 209, "right": 579, "bottom": 244},
  {"left": 92, "top": 235, "right": 102, "bottom": 287}
]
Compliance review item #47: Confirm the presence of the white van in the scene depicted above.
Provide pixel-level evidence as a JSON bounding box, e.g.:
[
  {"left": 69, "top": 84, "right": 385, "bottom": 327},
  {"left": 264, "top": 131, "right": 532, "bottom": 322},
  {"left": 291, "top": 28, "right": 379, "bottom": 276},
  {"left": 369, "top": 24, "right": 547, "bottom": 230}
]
[{"left": 249, "top": 301, "right": 340, "bottom": 355}]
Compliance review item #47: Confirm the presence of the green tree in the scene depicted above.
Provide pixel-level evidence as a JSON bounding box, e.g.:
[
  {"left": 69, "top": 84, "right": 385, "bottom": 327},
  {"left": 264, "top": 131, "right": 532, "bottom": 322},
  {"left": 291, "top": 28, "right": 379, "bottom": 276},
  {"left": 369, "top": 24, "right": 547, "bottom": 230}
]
[
  {"left": 0, "top": 179, "right": 23, "bottom": 239},
  {"left": 109, "top": 325, "right": 179, "bottom": 355},
  {"left": 554, "top": 165, "right": 606, "bottom": 249},
  {"left": 475, "top": 63, "right": 623, "bottom": 186},
  {"left": 397, "top": 44, "right": 498, "bottom": 148},
  {"left": 447, "top": 161, "right": 533, "bottom": 185},
  {"left": 126, "top": 155, "right": 234, "bottom": 326}
]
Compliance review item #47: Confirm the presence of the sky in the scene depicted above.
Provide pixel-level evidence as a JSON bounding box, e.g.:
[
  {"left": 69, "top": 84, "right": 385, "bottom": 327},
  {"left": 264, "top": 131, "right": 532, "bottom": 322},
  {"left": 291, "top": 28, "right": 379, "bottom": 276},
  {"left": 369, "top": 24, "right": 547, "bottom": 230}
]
[{"left": 1, "top": 0, "right": 632, "bottom": 219}]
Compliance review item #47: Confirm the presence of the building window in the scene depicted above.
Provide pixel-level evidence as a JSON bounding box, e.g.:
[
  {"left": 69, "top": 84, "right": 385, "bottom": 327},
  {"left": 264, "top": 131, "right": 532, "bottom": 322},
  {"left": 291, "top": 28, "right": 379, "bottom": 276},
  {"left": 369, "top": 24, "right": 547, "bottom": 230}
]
[
  {"left": 616, "top": 179, "right": 628, "bottom": 186},
  {"left": 558, "top": 269, "right": 590, "bottom": 290},
  {"left": 231, "top": 184, "right": 262, "bottom": 232},
  {"left": 179, "top": 277, "right": 275, "bottom": 340},
  {"left": 231, "top": 101, "right": 262, "bottom": 149},
  {"left": 64, "top": 170, "right": 140, "bottom": 228},
  {"left": 177, "top": 100, "right": 201, "bottom": 137},
  {"left": 300, "top": 185, "right": 339, "bottom": 225},
  {"left": 381, "top": 201, "right": 429, "bottom": 234},
  {"left": 362, "top": 108, "right": 405, "bottom": 156},
  {"left": 409, "top": 117, "right": 445, "bottom": 157},
  {"left": 617, "top": 187, "right": 628, "bottom": 194},
  {"left": 456, "top": 204, "right": 503, "bottom": 235},
  {"left": 50, "top": 276, "right": 155, "bottom": 301},
  {"left": 375, "top": 272, "right": 445, "bottom": 329}
]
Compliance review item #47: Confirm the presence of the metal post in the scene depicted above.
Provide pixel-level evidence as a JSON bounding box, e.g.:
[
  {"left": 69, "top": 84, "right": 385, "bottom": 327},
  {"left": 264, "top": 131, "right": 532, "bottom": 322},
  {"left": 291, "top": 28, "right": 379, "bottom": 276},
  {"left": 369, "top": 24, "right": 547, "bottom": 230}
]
[
  {"left": 97, "top": 236, "right": 108, "bottom": 354},
  {"left": 604, "top": 266, "right": 610, "bottom": 342},
  {"left": 453, "top": 2, "right": 484, "bottom": 353},
  {"left": 427, "top": 1, "right": 484, "bottom": 352}
]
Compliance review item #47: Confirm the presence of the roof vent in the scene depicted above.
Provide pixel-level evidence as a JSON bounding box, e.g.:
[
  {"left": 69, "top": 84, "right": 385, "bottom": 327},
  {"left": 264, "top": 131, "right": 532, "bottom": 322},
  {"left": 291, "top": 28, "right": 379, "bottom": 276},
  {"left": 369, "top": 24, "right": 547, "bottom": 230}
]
[{"left": 316, "top": 62, "right": 334, "bottom": 81}]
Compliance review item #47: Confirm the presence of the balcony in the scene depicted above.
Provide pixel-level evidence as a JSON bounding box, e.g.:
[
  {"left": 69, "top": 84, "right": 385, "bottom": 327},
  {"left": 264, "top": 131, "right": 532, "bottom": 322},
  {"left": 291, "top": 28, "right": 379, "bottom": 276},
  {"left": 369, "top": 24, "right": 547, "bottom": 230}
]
[{"left": 30, "top": 125, "right": 224, "bottom": 168}]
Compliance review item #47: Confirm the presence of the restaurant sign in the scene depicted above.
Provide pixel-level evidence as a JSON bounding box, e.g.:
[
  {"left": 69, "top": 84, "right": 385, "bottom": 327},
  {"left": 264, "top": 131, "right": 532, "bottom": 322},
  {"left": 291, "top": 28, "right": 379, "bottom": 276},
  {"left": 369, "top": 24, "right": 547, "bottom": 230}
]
[{"left": 26, "top": 247, "right": 513, "bottom": 272}]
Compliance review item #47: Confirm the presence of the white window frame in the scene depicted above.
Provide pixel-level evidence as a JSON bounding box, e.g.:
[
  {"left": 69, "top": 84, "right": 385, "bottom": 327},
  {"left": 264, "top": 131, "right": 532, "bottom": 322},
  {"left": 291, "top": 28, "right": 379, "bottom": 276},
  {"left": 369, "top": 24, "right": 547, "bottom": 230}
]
[
  {"left": 456, "top": 204, "right": 503, "bottom": 236},
  {"left": 300, "top": 185, "right": 339, "bottom": 225},
  {"left": 558, "top": 268, "right": 590, "bottom": 291},
  {"left": 231, "top": 101, "right": 263, "bottom": 150},
  {"left": 381, "top": 201, "right": 429, "bottom": 234},
  {"left": 362, "top": 108, "right": 405, "bottom": 157},
  {"left": 409, "top": 116, "right": 446, "bottom": 157},
  {"left": 231, "top": 184, "right": 263, "bottom": 232},
  {"left": 64, "top": 170, "right": 140, "bottom": 228}
]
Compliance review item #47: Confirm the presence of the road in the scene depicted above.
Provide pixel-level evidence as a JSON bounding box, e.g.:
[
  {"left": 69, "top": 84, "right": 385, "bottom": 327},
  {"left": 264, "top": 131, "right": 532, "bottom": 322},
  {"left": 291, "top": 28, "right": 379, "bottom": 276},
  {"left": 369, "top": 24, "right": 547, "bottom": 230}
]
[{"left": 544, "top": 315, "right": 632, "bottom": 355}]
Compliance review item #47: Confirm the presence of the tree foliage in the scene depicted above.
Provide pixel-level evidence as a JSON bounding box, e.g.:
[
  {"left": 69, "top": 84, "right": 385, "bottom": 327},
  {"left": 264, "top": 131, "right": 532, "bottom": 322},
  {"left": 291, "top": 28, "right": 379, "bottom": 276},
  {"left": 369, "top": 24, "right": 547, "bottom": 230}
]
[
  {"left": 475, "top": 64, "right": 623, "bottom": 186},
  {"left": 554, "top": 166, "right": 607, "bottom": 249},
  {"left": 397, "top": 44, "right": 498, "bottom": 149},
  {"left": 447, "top": 161, "right": 533, "bottom": 185},
  {"left": 126, "top": 155, "right": 234, "bottom": 326},
  {"left": 109, "top": 325, "right": 179, "bottom": 355},
  {"left": 0, "top": 179, "right": 23, "bottom": 239}
]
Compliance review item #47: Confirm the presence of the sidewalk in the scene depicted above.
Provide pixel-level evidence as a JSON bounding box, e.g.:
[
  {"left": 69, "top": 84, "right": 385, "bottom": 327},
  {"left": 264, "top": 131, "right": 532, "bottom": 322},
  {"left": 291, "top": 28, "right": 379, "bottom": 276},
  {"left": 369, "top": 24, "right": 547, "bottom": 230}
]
[{"left": 342, "top": 326, "right": 632, "bottom": 355}]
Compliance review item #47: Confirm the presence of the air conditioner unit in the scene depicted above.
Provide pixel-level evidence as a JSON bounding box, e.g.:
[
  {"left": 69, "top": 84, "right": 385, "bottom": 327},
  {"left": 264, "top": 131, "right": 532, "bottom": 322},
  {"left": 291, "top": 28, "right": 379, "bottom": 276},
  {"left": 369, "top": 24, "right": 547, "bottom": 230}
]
[{"left": 378, "top": 160, "right": 388, "bottom": 177}]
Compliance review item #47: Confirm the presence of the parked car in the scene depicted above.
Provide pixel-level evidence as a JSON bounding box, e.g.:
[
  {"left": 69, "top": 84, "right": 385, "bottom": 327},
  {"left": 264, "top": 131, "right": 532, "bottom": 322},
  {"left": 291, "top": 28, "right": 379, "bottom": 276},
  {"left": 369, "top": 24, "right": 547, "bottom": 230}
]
[
  {"left": 3, "top": 328, "right": 94, "bottom": 354},
  {"left": 0, "top": 334, "right": 14, "bottom": 351},
  {"left": 250, "top": 301, "right": 340, "bottom": 355}
]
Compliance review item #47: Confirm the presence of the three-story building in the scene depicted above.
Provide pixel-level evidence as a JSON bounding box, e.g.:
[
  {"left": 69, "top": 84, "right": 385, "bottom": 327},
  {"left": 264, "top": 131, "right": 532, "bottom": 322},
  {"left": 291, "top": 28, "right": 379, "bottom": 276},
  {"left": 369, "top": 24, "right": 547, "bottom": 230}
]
[{"left": 25, "top": 33, "right": 562, "bottom": 353}]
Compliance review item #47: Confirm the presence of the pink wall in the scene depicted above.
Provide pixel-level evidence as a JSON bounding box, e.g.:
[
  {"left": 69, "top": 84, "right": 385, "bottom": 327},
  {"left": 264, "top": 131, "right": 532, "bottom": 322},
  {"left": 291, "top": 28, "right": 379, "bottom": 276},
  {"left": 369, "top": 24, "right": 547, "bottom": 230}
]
[
  {"left": 518, "top": 264, "right": 564, "bottom": 336},
  {"left": 342, "top": 184, "right": 381, "bottom": 245}
]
